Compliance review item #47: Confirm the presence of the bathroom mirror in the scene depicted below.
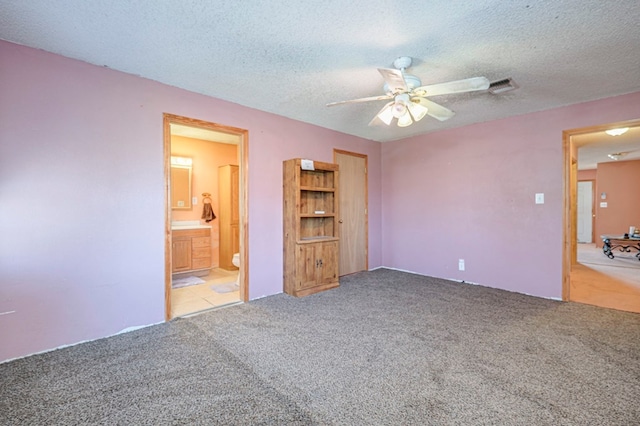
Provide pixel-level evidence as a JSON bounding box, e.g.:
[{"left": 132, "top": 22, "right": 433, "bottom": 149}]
[{"left": 170, "top": 156, "right": 193, "bottom": 210}]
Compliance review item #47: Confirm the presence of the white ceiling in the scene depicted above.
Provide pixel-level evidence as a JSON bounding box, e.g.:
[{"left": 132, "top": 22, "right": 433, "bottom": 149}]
[
  {"left": 574, "top": 125, "right": 640, "bottom": 170},
  {"left": 1, "top": 1, "right": 639, "bottom": 146}
]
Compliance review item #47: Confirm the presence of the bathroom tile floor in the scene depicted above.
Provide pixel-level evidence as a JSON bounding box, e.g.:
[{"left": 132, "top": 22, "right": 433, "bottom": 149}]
[{"left": 171, "top": 268, "right": 240, "bottom": 318}]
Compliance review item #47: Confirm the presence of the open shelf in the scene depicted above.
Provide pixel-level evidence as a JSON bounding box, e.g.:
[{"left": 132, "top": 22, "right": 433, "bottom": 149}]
[
  {"left": 300, "top": 190, "right": 334, "bottom": 216},
  {"left": 283, "top": 158, "right": 340, "bottom": 297},
  {"left": 300, "top": 216, "right": 335, "bottom": 240},
  {"left": 299, "top": 235, "right": 339, "bottom": 244},
  {"left": 299, "top": 169, "right": 335, "bottom": 190},
  {"left": 300, "top": 186, "right": 335, "bottom": 192}
]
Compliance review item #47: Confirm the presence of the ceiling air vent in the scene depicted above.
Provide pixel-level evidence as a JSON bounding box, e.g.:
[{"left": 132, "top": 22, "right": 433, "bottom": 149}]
[{"left": 488, "top": 78, "right": 518, "bottom": 94}]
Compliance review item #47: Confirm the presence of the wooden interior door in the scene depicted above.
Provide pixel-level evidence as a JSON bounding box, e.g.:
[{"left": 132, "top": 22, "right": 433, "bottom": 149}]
[{"left": 334, "top": 150, "right": 367, "bottom": 276}]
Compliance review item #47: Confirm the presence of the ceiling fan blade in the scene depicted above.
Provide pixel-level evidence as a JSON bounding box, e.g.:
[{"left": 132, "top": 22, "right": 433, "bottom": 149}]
[
  {"left": 378, "top": 68, "right": 408, "bottom": 93},
  {"left": 326, "top": 94, "right": 393, "bottom": 107},
  {"left": 415, "top": 98, "right": 456, "bottom": 121},
  {"left": 413, "top": 77, "right": 490, "bottom": 97}
]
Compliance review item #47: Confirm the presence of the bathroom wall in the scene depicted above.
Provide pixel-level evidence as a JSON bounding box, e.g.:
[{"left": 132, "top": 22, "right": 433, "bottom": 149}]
[{"left": 171, "top": 135, "right": 238, "bottom": 267}]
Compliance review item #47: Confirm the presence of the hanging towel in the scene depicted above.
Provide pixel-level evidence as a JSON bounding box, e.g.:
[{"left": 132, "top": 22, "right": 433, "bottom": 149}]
[{"left": 201, "top": 203, "right": 216, "bottom": 222}]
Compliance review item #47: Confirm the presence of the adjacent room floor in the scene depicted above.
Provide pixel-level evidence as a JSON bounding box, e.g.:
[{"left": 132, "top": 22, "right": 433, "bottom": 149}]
[
  {"left": 571, "top": 242, "right": 640, "bottom": 313},
  {"left": 171, "top": 268, "right": 240, "bottom": 318}
]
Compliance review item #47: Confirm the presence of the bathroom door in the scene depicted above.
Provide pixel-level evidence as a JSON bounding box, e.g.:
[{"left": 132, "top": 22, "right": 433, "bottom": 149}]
[{"left": 334, "top": 150, "right": 368, "bottom": 276}]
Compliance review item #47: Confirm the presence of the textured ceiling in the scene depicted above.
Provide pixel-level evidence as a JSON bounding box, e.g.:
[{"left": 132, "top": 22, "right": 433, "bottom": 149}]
[{"left": 1, "top": 1, "right": 639, "bottom": 146}]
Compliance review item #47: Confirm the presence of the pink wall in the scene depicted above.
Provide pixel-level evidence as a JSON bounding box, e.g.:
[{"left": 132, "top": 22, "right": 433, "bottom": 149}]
[
  {"left": 382, "top": 91, "right": 640, "bottom": 299},
  {"left": 0, "top": 40, "right": 382, "bottom": 362},
  {"left": 171, "top": 136, "right": 238, "bottom": 267},
  {"left": 595, "top": 159, "right": 640, "bottom": 240},
  {"left": 2, "top": 38, "right": 639, "bottom": 362}
]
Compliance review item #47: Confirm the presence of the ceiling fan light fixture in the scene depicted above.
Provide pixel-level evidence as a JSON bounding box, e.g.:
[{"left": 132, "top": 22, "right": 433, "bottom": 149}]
[
  {"left": 328, "top": 57, "right": 489, "bottom": 128},
  {"left": 397, "top": 111, "right": 413, "bottom": 127},
  {"left": 407, "top": 100, "right": 429, "bottom": 122},
  {"left": 605, "top": 127, "right": 629, "bottom": 136},
  {"left": 376, "top": 103, "right": 395, "bottom": 125},
  {"left": 391, "top": 93, "right": 411, "bottom": 118},
  {"left": 392, "top": 102, "right": 407, "bottom": 118}
]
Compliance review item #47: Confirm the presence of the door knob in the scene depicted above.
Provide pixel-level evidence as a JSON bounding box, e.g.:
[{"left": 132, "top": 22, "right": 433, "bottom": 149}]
[{"left": 338, "top": 219, "right": 343, "bottom": 223}]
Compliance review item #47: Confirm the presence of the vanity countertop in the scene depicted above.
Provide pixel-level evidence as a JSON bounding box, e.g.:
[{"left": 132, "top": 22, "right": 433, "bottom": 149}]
[{"left": 171, "top": 221, "right": 211, "bottom": 230}]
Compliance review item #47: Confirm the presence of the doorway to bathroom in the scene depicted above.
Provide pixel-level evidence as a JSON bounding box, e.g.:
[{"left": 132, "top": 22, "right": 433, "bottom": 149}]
[{"left": 163, "top": 113, "right": 249, "bottom": 320}]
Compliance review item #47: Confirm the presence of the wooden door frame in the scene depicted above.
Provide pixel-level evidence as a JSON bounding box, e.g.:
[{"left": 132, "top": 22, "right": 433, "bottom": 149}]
[
  {"left": 163, "top": 113, "right": 249, "bottom": 320},
  {"left": 562, "top": 118, "right": 640, "bottom": 301},
  {"left": 333, "top": 149, "right": 369, "bottom": 273}
]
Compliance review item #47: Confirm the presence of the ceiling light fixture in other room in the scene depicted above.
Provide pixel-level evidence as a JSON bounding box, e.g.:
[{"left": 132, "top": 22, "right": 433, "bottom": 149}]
[
  {"left": 605, "top": 127, "right": 629, "bottom": 136},
  {"left": 607, "top": 152, "right": 628, "bottom": 161}
]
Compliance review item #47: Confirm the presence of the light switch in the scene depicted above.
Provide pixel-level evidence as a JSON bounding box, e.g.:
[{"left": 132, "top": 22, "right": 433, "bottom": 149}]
[
  {"left": 192, "top": 196, "right": 198, "bottom": 205},
  {"left": 535, "top": 193, "right": 544, "bottom": 204}
]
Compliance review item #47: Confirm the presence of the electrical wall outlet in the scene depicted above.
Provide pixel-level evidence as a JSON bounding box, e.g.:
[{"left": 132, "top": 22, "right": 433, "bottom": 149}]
[{"left": 458, "top": 259, "right": 465, "bottom": 271}]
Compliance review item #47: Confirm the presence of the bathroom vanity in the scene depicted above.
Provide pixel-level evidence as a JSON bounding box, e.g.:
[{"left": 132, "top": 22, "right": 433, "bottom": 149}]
[{"left": 171, "top": 223, "right": 212, "bottom": 274}]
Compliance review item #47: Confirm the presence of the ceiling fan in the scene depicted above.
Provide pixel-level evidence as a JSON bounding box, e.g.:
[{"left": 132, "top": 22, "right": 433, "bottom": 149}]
[{"left": 327, "top": 57, "right": 490, "bottom": 127}]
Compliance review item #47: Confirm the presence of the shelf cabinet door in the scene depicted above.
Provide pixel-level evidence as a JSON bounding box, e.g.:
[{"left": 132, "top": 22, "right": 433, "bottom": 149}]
[
  {"left": 296, "top": 244, "right": 320, "bottom": 291},
  {"left": 317, "top": 240, "right": 338, "bottom": 285},
  {"left": 295, "top": 241, "right": 339, "bottom": 291}
]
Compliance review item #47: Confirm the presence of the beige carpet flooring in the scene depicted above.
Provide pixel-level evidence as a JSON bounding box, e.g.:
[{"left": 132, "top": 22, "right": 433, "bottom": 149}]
[{"left": 2, "top": 269, "right": 640, "bottom": 424}]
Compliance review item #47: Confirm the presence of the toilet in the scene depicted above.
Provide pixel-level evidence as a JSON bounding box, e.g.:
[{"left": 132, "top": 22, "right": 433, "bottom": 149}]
[{"left": 232, "top": 253, "right": 240, "bottom": 287}]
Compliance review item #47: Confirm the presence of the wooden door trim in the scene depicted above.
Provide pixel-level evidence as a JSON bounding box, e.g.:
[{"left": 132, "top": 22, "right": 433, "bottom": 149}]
[
  {"left": 163, "top": 113, "right": 249, "bottom": 321},
  {"left": 333, "top": 149, "right": 369, "bottom": 272},
  {"left": 562, "top": 118, "right": 640, "bottom": 302}
]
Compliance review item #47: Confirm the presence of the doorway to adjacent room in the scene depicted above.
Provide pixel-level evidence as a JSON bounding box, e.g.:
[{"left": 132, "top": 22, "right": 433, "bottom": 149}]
[
  {"left": 563, "top": 119, "right": 640, "bottom": 313},
  {"left": 163, "top": 114, "right": 249, "bottom": 320}
]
